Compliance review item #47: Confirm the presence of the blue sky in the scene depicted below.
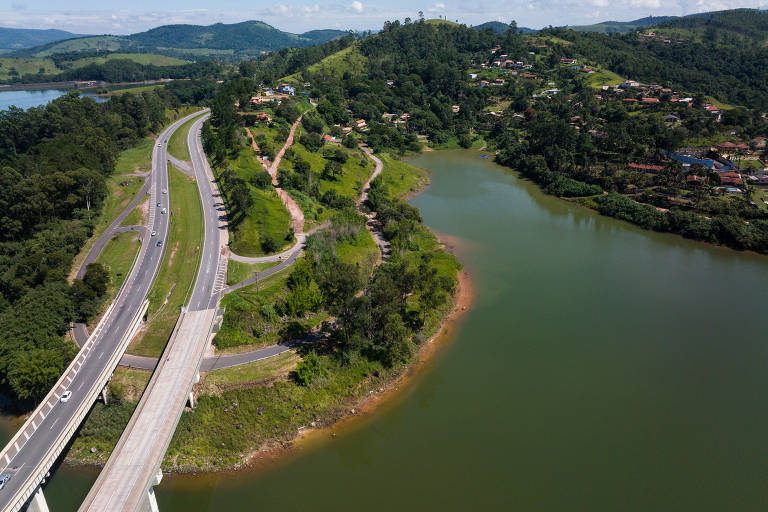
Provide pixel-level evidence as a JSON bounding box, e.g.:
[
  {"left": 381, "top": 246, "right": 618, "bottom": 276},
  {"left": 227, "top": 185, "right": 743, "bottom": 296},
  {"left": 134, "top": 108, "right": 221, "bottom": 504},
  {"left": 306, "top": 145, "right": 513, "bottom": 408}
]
[{"left": 1, "top": 0, "right": 766, "bottom": 34}]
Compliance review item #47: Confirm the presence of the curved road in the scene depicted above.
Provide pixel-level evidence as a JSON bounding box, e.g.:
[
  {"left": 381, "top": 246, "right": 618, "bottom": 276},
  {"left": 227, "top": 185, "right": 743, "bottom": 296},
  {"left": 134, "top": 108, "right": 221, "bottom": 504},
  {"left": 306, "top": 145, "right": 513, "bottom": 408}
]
[{"left": 0, "top": 111, "right": 204, "bottom": 512}]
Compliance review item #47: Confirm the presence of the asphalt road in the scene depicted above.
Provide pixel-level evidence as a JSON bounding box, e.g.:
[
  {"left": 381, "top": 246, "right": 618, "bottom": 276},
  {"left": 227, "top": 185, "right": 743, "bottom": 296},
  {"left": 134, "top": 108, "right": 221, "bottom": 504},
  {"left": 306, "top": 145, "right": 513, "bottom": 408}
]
[{"left": 0, "top": 112, "right": 203, "bottom": 511}]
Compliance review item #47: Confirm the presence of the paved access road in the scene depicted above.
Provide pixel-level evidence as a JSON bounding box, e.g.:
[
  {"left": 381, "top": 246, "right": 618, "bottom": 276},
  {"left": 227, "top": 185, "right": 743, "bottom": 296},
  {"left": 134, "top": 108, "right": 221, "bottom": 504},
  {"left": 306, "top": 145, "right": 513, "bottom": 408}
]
[{"left": 0, "top": 111, "right": 204, "bottom": 512}]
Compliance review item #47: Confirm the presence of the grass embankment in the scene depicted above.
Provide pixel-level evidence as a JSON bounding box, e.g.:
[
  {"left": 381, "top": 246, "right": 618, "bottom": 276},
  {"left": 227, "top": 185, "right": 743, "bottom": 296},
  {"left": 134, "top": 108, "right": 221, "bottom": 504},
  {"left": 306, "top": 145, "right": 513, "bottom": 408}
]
[
  {"left": 95, "top": 231, "right": 141, "bottom": 300},
  {"left": 120, "top": 196, "right": 147, "bottom": 226},
  {"left": 284, "top": 43, "right": 366, "bottom": 82},
  {"left": 127, "top": 165, "right": 203, "bottom": 357},
  {"left": 65, "top": 367, "right": 151, "bottom": 465},
  {"left": 225, "top": 147, "right": 294, "bottom": 257},
  {"left": 226, "top": 260, "right": 280, "bottom": 286},
  {"left": 378, "top": 153, "right": 430, "bottom": 198},
  {"left": 0, "top": 57, "right": 58, "bottom": 80},
  {"left": 585, "top": 68, "right": 624, "bottom": 88},
  {"left": 69, "top": 53, "right": 186, "bottom": 68},
  {"left": 167, "top": 114, "right": 199, "bottom": 161},
  {"left": 67, "top": 137, "right": 153, "bottom": 282}
]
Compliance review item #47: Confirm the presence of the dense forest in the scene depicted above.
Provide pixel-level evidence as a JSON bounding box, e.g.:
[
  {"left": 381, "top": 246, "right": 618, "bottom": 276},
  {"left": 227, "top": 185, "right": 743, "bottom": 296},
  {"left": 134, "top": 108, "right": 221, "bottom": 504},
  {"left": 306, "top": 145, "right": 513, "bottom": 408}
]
[
  {"left": 0, "top": 90, "right": 183, "bottom": 407},
  {"left": 2, "top": 60, "right": 221, "bottom": 86}
]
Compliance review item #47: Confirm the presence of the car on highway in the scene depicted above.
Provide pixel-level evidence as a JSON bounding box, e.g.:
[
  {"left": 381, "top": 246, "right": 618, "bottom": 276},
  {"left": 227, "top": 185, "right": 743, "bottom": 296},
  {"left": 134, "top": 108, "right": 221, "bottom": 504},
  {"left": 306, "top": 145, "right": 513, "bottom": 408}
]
[
  {"left": 157, "top": 143, "right": 162, "bottom": 147},
  {"left": 162, "top": 188, "right": 167, "bottom": 194},
  {"left": 157, "top": 202, "right": 161, "bottom": 207},
  {"left": 156, "top": 240, "right": 163, "bottom": 247},
  {"left": 60, "top": 390, "right": 72, "bottom": 403},
  {"left": 151, "top": 230, "right": 157, "bottom": 236},
  {"left": 161, "top": 208, "right": 167, "bottom": 214},
  {"left": 0, "top": 473, "right": 10, "bottom": 490}
]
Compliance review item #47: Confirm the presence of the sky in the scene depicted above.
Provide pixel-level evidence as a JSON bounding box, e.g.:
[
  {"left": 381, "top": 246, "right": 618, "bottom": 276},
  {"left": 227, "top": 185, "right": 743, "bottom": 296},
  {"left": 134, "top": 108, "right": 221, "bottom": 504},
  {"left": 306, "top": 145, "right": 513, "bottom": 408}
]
[{"left": 0, "top": 0, "right": 766, "bottom": 35}]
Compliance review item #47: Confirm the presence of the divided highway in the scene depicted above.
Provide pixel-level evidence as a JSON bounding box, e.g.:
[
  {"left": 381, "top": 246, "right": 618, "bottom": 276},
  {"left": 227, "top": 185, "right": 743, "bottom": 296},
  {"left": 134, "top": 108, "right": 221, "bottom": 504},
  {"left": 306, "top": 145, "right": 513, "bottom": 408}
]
[
  {"left": 0, "top": 111, "right": 206, "bottom": 512},
  {"left": 79, "top": 112, "right": 228, "bottom": 512}
]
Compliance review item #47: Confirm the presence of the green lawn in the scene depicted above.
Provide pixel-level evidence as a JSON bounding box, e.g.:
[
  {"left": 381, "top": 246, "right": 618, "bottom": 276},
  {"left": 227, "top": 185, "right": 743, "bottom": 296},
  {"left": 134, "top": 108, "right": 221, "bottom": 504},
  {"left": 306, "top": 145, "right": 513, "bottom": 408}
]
[
  {"left": 128, "top": 165, "right": 203, "bottom": 357},
  {"left": 585, "top": 68, "right": 624, "bottom": 88},
  {"left": 284, "top": 43, "right": 366, "bottom": 81},
  {"left": 167, "top": 114, "right": 199, "bottom": 161},
  {"left": 226, "top": 260, "right": 280, "bottom": 286},
  {"left": 379, "top": 154, "right": 430, "bottom": 198},
  {"left": 120, "top": 196, "right": 147, "bottom": 226},
  {"left": 337, "top": 228, "right": 378, "bottom": 271},
  {"left": 201, "top": 351, "right": 300, "bottom": 389},
  {"left": 229, "top": 187, "right": 294, "bottom": 257}
]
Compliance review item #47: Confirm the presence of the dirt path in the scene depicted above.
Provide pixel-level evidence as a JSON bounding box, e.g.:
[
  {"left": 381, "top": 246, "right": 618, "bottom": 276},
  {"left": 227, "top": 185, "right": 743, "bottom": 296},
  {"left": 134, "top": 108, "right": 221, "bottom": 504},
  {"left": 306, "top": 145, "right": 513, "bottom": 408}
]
[
  {"left": 230, "top": 115, "right": 307, "bottom": 262},
  {"left": 359, "top": 145, "right": 391, "bottom": 262}
]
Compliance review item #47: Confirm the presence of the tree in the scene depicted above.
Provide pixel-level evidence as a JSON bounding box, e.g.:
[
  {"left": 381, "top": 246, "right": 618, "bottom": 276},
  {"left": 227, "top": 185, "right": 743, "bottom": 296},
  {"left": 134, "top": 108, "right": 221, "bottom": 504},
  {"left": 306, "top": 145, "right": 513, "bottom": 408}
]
[{"left": 295, "top": 351, "right": 324, "bottom": 386}]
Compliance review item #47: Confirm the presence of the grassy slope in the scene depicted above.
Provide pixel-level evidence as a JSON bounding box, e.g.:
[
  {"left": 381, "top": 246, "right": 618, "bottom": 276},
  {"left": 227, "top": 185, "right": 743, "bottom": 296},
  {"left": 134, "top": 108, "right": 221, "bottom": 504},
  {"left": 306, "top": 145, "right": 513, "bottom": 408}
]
[
  {"left": 227, "top": 148, "right": 294, "bottom": 257},
  {"left": 285, "top": 43, "right": 366, "bottom": 82},
  {"left": 585, "top": 68, "right": 625, "bottom": 88},
  {"left": 67, "top": 137, "right": 153, "bottom": 282},
  {"left": 128, "top": 165, "right": 203, "bottom": 357},
  {"left": 120, "top": 196, "right": 147, "bottom": 226},
  {"left": 68, "top": 53, "right": 186, "bottom": 68},
  {"left": 226, "top": 260, "right": 280, "bottom": 286},
  {"left": 167, "top": 115, "right": 198, "bottom": 161},
  {"left": 379, "top": 154, "right": 430, "bottom": 198},
  {"left": 0, "top": 57, "right": 57, "bottom": 79}
]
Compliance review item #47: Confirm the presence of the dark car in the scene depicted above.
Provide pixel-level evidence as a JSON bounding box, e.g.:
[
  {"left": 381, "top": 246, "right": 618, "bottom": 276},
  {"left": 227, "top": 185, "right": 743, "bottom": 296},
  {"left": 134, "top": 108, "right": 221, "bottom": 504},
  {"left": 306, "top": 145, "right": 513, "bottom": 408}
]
[{"left": 156, "top": 240, "right": 164, "bottom": 247}]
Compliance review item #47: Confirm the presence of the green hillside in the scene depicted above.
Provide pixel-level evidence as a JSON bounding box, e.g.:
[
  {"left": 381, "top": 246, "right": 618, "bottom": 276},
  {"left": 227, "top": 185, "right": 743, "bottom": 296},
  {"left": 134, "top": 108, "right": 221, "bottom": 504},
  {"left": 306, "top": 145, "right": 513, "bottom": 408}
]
[
  {"left": 0, "top": 27, "right": 85, "bottom": 50},
  {"left": 15, "top": 21, "right": 347, "bottom": 61}
]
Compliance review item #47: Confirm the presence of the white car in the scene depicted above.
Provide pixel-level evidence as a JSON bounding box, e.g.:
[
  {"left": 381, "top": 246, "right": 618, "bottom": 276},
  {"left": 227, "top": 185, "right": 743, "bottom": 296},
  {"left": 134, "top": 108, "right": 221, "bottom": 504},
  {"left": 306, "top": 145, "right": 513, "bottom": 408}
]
[
  {"left": 162, "top": 188, "right": 167, "bottom": 194},
  {"left": 60, "top": 390, "right": 72, "bottom": 403},
  {"left": 151, "top": 230, "right": 157, "bottom": 237},
  {"left": 161, "top": 208, "right": 167, "bottom": 214},
  {"left": 157, "top": 143, "right": 162, "bottom": 147}
]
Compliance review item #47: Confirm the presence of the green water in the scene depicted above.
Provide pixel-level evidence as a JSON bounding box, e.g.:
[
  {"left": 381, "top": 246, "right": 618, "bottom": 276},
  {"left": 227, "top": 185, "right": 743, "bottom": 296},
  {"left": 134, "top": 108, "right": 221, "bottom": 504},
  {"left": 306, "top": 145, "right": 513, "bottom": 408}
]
[{"left": 27, "top": 150, "right": 768, "bottom": 509}]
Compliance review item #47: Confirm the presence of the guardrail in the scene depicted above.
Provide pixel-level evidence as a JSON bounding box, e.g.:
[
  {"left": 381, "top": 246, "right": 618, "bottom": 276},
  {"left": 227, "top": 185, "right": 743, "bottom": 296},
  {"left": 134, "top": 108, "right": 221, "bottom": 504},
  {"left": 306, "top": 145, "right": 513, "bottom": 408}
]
[{"left": 2, "top": 298, "right": 148, "bottom": 512}]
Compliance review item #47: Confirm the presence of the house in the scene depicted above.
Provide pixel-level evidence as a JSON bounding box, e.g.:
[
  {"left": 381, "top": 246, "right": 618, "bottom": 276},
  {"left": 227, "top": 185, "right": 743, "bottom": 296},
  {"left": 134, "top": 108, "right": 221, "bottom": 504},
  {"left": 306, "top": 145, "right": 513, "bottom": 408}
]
[
  {"left": 452, "top": 105, "right": 460, "bottom": 114},
  {"left": 354, "top": 119, "right": 367, "bottom": 129},
  {"left": 277, "top": 83, "right": 295, "bottom": 95},
  {"left": 751, "top": 137, "right": 766, "bottom": 149},
  {"left": 627, "top": 162, "right": 665, "bottom": 173},
  {"left": 400, "top": 113, "right": 411, "bottom": 121},
  {"left": 619, "top": 80, "right": 640, "bottom": 89},
  {"left": 560, "top": 58, "right": 577, "bottom": 65},
  {"left": 381, "top": 112, "right": 396, "bottom": 121},
  {"left": 493, "top": 78, "right": 505, "bottom": 86},
  {"left": 686, "top": 175, "right": 703, "bottom": 184},
  {"left": 323, "top": 134, "right": 339, "bottom": 143},
  {"left": 641, "top": 97, "right": 660, "bottom": 104},
  {"left": 480, "top": 80, "right": 489, "bottom": 87},
  {"left": 469, "top": 73, "right": 478, "bottom": 80},
  {"left": 622, "top": 98, "right": 638, "bottom": 103},
  {"left": 386, "top": 80, "right": 395, "bottom": 87},
  {"left": 254, "top": 111, "right": 272, "bottom": 123},
  {"left": 664, "top": 113, "right": 681, "bottom": 123}
]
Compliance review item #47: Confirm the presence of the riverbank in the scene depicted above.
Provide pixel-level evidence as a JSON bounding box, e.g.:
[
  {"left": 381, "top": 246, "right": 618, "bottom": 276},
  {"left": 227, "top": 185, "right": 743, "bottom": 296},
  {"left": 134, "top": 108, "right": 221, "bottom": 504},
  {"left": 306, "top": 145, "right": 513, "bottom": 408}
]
[{"left": 244, "top": 256, "right": 473, "bottom": 472}]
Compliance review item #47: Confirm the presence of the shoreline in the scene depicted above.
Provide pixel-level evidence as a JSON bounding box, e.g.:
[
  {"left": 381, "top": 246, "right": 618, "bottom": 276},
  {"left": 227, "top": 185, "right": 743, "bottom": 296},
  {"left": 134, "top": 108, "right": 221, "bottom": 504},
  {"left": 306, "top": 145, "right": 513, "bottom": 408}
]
[{"left": 235, "top": 250, "right": 473, "bottom": 474}]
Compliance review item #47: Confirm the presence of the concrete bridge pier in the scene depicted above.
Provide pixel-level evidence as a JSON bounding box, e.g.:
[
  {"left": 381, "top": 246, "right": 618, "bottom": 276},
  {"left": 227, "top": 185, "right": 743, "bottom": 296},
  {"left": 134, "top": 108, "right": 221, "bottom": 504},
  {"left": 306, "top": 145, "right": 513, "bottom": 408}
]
[
  {"left": 187, "top": 372, "right": 200, "bottom": 409},
  {"left": 100, "top": 385, "right": 108, "bottom": 405},
  {"left": 138, "top": 470, "right": 163, "bottom": 512},
  {"left": 25, "top": 486, "right": 49, "bottom": 512}
]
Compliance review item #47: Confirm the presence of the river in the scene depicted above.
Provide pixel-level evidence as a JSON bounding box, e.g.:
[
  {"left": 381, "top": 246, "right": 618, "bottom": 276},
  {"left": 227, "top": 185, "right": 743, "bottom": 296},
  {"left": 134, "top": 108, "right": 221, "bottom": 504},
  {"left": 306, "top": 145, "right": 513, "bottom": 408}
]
[
  {"left": 6, "top": 149, "right": 768, "bottom": 510},
  {"left": 0, "top": 89, "right": 107, "bottom": 110}
]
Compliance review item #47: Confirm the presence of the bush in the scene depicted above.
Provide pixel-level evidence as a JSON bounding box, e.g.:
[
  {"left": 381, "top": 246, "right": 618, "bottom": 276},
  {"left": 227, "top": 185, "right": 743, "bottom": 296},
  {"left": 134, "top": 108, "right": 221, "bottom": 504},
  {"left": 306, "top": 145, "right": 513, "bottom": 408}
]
[{"left": 295, "top": 351, "right": 324, "bottom": 386}]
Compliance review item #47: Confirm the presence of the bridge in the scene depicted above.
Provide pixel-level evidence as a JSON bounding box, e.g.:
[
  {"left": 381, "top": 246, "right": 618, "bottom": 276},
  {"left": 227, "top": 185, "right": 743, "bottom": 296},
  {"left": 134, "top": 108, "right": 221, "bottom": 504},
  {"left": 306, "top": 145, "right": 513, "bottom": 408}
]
[
  {"left": 0, "top": 111, "right": 206, "bottom": 512},
  {"left": 78, "top": 112, "right": 228, "bottom": 512}
]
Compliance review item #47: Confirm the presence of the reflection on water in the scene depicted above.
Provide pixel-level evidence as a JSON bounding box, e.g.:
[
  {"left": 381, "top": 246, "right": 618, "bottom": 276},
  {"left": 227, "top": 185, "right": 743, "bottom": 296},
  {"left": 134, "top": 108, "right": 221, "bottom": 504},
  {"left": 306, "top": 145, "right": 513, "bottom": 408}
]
[
  {"left": 0, "top": 89, "right": 108, "bottom": 111},
  {"left": 24, "top": 150, "right": 768, "bottom": 511}
]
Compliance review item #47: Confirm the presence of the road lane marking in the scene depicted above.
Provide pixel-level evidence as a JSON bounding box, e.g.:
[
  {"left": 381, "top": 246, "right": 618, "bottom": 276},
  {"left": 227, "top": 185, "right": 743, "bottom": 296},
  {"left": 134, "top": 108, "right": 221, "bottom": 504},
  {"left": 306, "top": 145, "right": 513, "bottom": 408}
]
[{"left": 49, "top": 418, "right": 59, "bottom": 431}]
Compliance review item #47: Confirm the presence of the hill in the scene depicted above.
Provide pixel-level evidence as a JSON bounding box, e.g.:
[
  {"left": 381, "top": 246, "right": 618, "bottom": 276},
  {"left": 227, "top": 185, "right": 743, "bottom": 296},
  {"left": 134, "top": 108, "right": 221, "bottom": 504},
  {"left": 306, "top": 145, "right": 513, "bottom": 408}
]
[
  {"left": 14, "top": 21, "right": 347, "bottom": 61},
  {"left": 474, "top": 21, "right": 537, "bottom": 34},
  {"left": 567, "top": 16, "right": 678, "bottom": 34},
  {"left": 0, "top": 27, "right": 85, "bottom": 51}
]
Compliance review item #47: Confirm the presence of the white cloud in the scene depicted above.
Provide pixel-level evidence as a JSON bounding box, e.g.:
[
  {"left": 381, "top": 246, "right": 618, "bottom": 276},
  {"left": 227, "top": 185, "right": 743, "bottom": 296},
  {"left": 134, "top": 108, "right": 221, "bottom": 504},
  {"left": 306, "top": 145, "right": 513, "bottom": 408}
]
[
  {"left": 428, "top": 2, "right": 446, "bottom": 12},
  {"left": 350, "top": 1, "right": 364, "bottom": 13}
]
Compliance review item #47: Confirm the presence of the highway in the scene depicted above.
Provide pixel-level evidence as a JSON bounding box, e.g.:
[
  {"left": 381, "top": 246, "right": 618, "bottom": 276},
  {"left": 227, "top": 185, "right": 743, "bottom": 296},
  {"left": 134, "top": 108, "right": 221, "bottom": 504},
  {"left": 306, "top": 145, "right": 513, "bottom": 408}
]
[
  {"left": 79, "top": 112, "right": 228, "bottom": 512},
  {"left": 0, "top": 111, "right": 205, "bottom": 512}
]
